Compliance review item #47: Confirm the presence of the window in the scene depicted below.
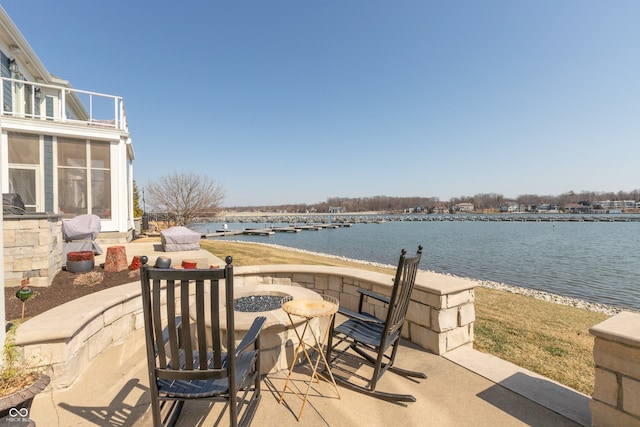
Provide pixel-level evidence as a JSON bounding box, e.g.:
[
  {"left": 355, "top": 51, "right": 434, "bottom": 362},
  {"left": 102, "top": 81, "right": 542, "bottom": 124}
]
[
  {"left": 1, "top": 51, "right": 11, "bottom": 112},
  {"left": 8, "top": 132, "right": 40, "bottom": 212},
  {"left": 90, "top": 142, "right": 111, "bottom": 218},
  {"left": 57, "top": 138, "right": 111, "bottom": 218}
]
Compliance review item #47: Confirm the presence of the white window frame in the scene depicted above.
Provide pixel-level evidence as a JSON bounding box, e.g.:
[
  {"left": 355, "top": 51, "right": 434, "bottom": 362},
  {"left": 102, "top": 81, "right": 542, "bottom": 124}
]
[
  {"left": 55, "top": 137, "right": 113, "bottom": 224},
  {"left": 6, "top": 133, "right": 44, "bottom": 212}
]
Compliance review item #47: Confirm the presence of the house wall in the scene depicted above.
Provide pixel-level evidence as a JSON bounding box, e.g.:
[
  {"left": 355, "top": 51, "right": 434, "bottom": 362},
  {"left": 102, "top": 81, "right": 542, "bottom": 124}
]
[{"left": 0, "top": 127, "right": 133, "bottom": 235}]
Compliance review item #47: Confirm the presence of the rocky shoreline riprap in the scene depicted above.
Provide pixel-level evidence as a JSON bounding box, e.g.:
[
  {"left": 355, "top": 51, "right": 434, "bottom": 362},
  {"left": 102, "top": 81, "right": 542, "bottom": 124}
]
[
  {"left": 475, "top": 279, "right": 624, "bottom": 316},
  {"left": 236, "top": 241, "right": 628, "bottom": 316}
]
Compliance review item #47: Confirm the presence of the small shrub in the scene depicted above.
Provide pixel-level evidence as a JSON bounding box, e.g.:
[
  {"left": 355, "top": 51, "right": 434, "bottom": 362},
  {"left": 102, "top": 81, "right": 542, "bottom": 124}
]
[{"left": 0, "top": 325, "right": 40, "bottom": 397}]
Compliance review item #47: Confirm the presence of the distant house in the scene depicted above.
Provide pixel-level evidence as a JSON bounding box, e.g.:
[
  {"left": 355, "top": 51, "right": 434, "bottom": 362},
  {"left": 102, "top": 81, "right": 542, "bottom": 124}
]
[
  {"left": 595, "top": 200, "right": 635, "bottom": 209},
  {"left": 534, "top": 204, "right": 559, "bottom": 213},
  {"left": 328, "top": 206, "right": 344, "bottom": 213},
  {"left": 454, "top": 203, "right": 474, "bottom": 212},
  {"left": 403, "top": 206, "right": 424, "bottom": 213},
  {"left": 432, "top": 204, "right": 449, "bottom": 214},
  {"left": 0, "top": 6, "right": 134, "bottom": 234},
  {"left": 564, "top": 203, "right": 592, "bottom": 214},
  {"left": 499, "top": 202, "right": 520, "bottom": 213}
]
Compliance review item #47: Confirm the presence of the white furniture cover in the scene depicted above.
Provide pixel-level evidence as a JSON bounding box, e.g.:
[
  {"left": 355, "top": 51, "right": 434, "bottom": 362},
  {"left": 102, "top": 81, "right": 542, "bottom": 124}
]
[
  {"left": 160, "top": 226, "right": 201, "bottom": 252},
  {"left": 62, "top": 214, "right": 103, "bottom": 265}
]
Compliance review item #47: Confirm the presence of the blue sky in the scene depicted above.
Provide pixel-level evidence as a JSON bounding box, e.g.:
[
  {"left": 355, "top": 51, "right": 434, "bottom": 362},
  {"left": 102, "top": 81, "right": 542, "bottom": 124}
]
[{"left": 3, "top": 1, "right": 639, "bottom": 207}]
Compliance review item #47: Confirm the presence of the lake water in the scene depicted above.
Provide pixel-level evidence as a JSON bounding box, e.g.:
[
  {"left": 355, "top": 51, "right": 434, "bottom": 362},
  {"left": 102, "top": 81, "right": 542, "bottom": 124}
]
[{"left": 192, "top": 218, "right": 640, "bottom": 311}]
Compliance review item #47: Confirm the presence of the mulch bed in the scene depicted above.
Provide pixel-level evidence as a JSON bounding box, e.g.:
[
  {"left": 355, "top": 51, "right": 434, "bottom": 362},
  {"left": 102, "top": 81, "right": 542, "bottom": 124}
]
[{"left": 5, "top": 267, "right": 141, "bottom": 322}]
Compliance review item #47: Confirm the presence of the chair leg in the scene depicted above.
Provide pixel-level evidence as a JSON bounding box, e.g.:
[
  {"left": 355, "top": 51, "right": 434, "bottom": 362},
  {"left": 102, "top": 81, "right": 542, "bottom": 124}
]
[
  {"left": 238, "top": 351, "right": 262, "bottom": 427},
  {"left": 331, "top": 339, "right": 427, "bottom": 398},
  {"left": 388, "top": 365, "right": 428, "bottom": 379},
  {"left": 254, "top": 338, "right": 262, "bottom": 400},
  {"left": 158, "top": 400, "right": 184, "bottom": 427},
  {"left": 229, "top": 386, "right": 238, "bottom": 427},
  {"left": 386, "top": 340, "right": 427, "bottom": 380}
]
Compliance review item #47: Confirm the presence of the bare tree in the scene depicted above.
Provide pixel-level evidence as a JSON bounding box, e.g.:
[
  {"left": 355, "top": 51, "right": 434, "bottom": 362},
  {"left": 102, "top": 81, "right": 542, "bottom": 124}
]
[{"left": 145, "top": 172, "right": 225, "bottom": 226}]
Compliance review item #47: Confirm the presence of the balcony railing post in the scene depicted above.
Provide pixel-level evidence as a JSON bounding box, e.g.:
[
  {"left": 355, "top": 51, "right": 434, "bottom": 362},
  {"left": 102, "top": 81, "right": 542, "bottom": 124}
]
[
  {"left": 61, "top": 88, "right": 66, "bottom": 123},
  {"left": 115, "top": 97, "right": 119, "bottom": 129}
]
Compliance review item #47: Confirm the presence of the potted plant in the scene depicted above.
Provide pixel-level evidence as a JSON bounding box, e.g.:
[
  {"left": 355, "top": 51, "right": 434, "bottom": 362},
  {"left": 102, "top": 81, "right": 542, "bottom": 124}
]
[{"left": 0, "top": 324, "right": 50, "bottom": 424}]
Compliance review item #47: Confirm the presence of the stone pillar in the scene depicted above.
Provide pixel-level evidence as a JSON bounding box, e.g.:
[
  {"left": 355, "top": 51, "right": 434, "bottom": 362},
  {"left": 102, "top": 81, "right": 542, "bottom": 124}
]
[
  {"left": 3, "top": 214, "right": 62, "bottom": 287},
  {"left": 590, "top": 311, "right": 640, "bottom": 426}
]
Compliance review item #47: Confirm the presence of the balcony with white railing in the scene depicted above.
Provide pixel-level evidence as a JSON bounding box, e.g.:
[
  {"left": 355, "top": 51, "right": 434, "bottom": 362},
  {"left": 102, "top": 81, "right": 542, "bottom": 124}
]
[{"left": 0, "top": 76, "right": 128, "bottom": 132}]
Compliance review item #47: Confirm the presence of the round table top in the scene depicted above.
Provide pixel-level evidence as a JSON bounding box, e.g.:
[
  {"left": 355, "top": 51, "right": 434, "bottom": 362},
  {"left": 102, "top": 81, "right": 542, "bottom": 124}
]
[{"left": 282, "top": 298, "right": 338, "bottom": 318}]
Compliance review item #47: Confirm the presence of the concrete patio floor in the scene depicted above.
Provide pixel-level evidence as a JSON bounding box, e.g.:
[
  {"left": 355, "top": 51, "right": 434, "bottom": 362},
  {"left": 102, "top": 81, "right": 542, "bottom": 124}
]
[
  {"left": 28, "top": 240, "right": 592, "bottom": 426},
  {"left": 29, "top": 327, "right": 588, "bottom": 426}
]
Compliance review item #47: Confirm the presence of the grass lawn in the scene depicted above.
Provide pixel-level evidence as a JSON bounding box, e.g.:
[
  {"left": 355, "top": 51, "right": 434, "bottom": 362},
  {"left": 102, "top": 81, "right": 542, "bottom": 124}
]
[{"left": 202, "top": 240, "right": 609, "bottom": 396}]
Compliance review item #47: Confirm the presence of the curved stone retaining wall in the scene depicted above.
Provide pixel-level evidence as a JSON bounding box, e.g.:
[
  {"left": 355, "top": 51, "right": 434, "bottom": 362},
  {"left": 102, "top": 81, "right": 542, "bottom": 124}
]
[
  {"left": 15, "top": 264, "right": 477, "bottom": 389},
  {"left": 233, "top": 265, "right": 477, "bottom": 356}
]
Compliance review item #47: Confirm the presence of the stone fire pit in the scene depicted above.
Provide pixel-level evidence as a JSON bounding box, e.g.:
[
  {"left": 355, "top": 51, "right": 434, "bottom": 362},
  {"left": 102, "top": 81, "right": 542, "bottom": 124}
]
[
  {"left": 195, "top": 284, "right": 323, "bottom": 374},
  {"left": 234, "top": 295, "right": 284, "bottom": 312}
]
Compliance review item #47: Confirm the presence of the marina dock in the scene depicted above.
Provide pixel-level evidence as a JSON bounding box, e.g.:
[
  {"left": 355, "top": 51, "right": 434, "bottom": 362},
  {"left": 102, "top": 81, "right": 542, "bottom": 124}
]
[
  {"left": 195, "top": 213, "right": 640, "bottom": 239},
  {"left": 201, "top": 222, "right": 352, "bottom": 238}
]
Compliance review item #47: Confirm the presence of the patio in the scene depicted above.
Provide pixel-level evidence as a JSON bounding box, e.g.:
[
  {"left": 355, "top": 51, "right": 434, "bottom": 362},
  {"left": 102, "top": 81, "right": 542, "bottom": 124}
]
[
  {"left": 29, "top": 327, "right": 584, "bottom": 426},
  {"left": 24, "top": 241, "right": 590, "bottom": 426}
]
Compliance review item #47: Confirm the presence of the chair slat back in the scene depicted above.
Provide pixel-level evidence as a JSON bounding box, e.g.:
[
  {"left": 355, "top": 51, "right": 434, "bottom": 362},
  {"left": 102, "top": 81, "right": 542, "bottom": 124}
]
[
  {"left": 383, "top": 246, "right": 423, "bottom": 338},
  {"left": 140, "top": 258, "right": 235, "bottom": 382}
]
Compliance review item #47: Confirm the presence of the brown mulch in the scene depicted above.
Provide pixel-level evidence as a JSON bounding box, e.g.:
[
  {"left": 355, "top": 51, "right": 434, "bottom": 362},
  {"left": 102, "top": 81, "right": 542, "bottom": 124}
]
[{"left": 5, "top": 267, "right": 141, "bottom": 322}]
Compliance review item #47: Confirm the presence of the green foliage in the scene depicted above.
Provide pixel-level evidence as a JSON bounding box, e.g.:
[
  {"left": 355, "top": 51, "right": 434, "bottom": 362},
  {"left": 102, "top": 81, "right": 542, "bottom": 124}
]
[
  {"left": 0, "top": 324, "right": 41, "bottom": 397},
  {"left": 133, "top": 180, "right": 143, "bottom": 218},
  {"left": 1, "top": 325, "right": 20, "bottom": 381}
]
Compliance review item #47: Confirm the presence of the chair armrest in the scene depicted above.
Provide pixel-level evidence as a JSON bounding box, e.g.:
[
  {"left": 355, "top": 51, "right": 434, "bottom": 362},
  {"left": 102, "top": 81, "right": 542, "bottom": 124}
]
[
  {"left": 339, "top": 307, "right": 384, "bottom": 324},
  {"left": 235, "top": 316, "right": 266, "bottom": 356},
  {"left": 357, "top": 288, "right": 390, "bottom": 305}
]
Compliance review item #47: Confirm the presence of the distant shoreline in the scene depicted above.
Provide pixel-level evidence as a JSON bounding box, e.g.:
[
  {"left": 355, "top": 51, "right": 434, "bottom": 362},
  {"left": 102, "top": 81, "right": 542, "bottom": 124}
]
[{"left": 219, "top": 211, "right": 382, "bottom": 217}]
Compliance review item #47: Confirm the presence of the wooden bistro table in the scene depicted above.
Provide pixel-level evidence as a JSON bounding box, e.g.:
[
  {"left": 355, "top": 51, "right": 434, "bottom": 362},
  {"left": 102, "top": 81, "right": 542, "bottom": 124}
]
[{"left": 279, "top": 295, "right": 341, "bottom": 421}]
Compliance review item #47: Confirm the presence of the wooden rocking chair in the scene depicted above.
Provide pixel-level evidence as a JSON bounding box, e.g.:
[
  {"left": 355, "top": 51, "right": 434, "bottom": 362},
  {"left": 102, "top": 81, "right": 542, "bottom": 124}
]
[
  {"left": 139, "top": 255, "right": 266, "bottom": 426},
  {"left": 326, "top": 246, "right": 426, "bottom": 403}
]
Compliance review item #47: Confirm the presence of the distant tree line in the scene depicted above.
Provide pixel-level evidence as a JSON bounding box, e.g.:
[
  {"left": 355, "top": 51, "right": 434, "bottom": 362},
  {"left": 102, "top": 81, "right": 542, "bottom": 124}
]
[
  {"left": 451, "top": 190, "right": 640, "bottom": 212},
  {"left": 227, "top": 189, "right": 640, "bottom": 214}
]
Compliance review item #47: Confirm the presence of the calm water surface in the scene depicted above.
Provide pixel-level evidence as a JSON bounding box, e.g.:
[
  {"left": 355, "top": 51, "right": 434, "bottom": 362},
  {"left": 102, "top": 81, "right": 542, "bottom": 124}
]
[{"left": 193, "top": 220, "right": 640, "bottom": 311}]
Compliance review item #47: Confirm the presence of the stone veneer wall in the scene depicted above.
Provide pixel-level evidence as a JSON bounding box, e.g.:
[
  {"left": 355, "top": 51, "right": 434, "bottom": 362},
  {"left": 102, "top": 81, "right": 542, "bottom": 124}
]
[
  {"left": 3, "top": 214, "right": 62, "bottom": 287},
  {"left": 590, "top": 311, "right": 640, "bottom": 426},
  {"left": 16, "top": 264, "right": 477, "bottom": 389}
]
